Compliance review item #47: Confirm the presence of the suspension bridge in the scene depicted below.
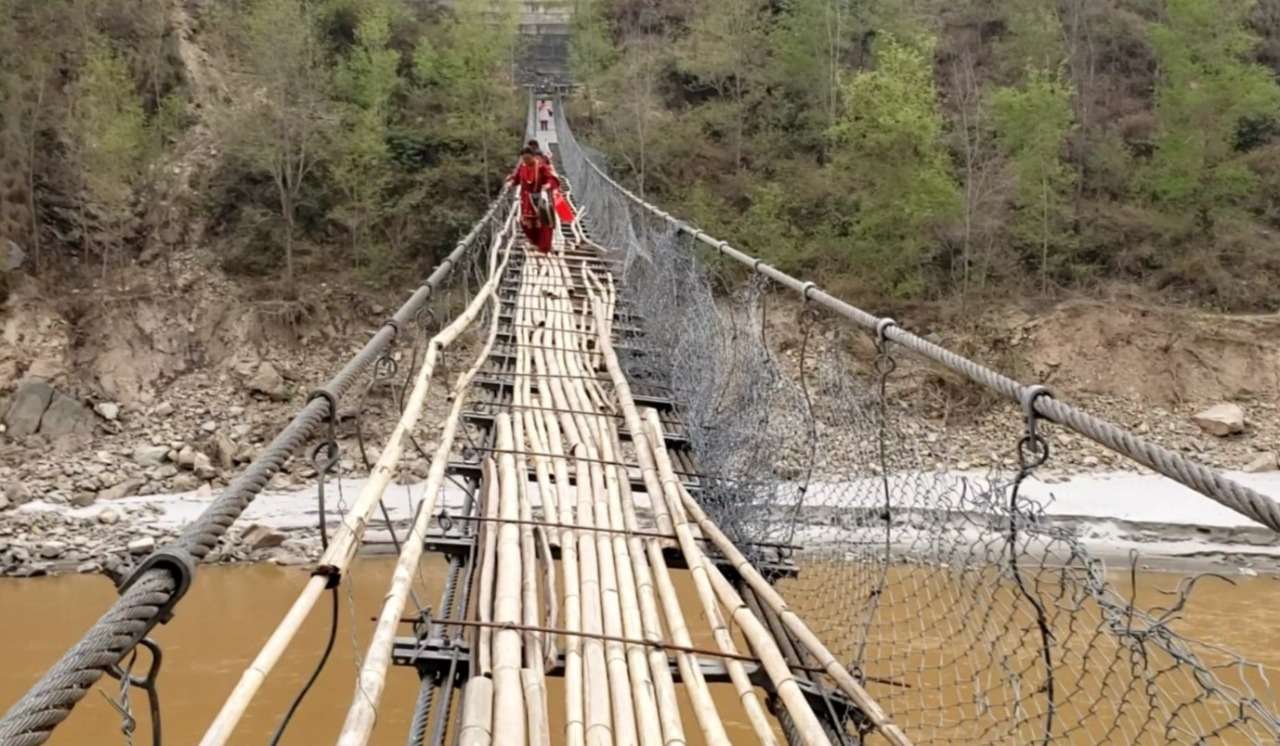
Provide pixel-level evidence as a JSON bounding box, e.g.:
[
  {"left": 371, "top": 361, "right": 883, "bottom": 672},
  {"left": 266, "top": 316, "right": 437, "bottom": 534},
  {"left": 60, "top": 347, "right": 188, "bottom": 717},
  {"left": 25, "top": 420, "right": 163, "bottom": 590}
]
[{"left": 2, "top": 93, "right": 1279, "bottom": 746}]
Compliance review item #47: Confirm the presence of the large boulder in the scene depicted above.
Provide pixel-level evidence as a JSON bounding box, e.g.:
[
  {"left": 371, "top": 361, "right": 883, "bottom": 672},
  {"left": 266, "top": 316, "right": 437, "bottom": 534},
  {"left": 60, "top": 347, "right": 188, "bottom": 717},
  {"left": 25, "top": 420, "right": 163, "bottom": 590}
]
[
  {"left": 38, "top": 393, "right": 95, "bottom": 438},
  {"left": 1192, "top": 403, "right": 1246, "bottom": 437},
  {"left": 3, "top": 380, "right": 54, "bottom": 437}
]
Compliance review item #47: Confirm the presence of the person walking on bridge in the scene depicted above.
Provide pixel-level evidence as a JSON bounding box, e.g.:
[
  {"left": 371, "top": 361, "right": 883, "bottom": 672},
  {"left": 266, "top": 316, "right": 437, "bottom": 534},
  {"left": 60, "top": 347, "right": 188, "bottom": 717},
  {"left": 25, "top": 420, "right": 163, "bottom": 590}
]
[{"left": 508, "top": 146, "right": 560, "bottom": 254}]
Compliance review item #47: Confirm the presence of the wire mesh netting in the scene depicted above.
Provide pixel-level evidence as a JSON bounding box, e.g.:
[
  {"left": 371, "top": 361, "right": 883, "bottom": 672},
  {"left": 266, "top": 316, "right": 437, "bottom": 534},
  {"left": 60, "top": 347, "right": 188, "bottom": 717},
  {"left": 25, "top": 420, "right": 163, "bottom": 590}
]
[{"left": 554, "top": 101, "right": 1280, "bottom": 744}]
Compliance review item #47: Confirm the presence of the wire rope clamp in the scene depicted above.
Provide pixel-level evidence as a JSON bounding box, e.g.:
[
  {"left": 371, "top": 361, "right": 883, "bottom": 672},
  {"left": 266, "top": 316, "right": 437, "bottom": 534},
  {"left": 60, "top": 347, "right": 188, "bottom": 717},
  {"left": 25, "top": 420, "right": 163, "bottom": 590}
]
[
  {"left": 306, "top": 388, "right": 340, "bottom": 426},
  {"left": 312, "top": 563, "right": 342, "bottom": 589},
  {"left": 718, "top": 239, "right": 731, "bottom": 255},
  {"left": 1019, "top": 384, "right": 1053, "bottom": 433},
  {"left": 115, "top": 544, "right": 197, "bottom": 625},
  {"left": 801, "top": 281, "right": 817, "bottom": 301},
  {"left": 875, "top": 317, "right": 899, "bottom": 345}
]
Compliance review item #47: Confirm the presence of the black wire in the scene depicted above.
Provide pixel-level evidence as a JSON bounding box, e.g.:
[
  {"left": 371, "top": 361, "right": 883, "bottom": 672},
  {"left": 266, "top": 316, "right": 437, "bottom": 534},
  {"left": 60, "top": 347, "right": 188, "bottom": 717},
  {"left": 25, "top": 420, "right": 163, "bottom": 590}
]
[{"left": 267, "top": 585, "right": 339, "bottom": 746}]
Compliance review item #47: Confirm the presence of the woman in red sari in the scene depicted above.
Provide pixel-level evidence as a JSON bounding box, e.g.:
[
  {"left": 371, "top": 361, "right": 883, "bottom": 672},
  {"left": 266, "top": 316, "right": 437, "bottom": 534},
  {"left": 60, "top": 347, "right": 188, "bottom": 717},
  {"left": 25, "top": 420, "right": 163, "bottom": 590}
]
[{"left": 507, "top": 146, "right": 560, "bottom": 254}]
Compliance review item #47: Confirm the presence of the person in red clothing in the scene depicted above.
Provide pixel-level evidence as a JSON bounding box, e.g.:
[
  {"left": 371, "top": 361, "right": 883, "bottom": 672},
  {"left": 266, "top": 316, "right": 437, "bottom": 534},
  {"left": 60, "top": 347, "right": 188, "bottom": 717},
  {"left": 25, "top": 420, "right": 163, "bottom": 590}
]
[
  {"left": 527, "top": 141, "right": 577, "bottom": 226},
  {"left": 507, "top": 146, "right": 560, "bottom": 254}
]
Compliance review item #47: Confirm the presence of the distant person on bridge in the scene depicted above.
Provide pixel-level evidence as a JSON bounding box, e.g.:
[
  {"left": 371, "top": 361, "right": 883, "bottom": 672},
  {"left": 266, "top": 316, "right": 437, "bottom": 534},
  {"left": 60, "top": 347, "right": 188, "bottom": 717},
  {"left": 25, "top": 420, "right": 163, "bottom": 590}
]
[{"left": 508, "top": 146, "right": 560, "bottom": 253}]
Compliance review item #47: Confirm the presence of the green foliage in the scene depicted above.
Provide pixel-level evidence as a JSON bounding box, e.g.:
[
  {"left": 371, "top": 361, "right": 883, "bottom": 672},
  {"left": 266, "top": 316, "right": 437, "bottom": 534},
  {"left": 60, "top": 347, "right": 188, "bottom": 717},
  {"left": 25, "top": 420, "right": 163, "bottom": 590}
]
[
  {"left": 1145, "top": 0, "right": 1280, "bottom": 229},
  {"left": 220, "top": 0, "right": 335, "bottom": 283},
  {"left": 998, "top": 0, "right": 1067, "bottom": 75},
  {"left": 831, "top": 35, "right": 960, "bottom": 296},
  {"left": 990, "top": 68, "right": 1077, "bottom": 289},
  {"left": 413, "top": 0, "right": 519, "bottom": 194},
  {"left": 570, "top": 0, "right": 617, "bottom": 92},
  {"left": 330, "top": 0, "right": 400, "bottom": 266}
]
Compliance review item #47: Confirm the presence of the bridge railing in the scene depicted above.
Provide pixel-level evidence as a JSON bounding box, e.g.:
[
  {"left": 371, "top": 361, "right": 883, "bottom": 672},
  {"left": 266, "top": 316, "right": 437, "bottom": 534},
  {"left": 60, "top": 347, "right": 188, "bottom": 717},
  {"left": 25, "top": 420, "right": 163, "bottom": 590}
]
[
  {"left": 554, "top": 97, "right": 1280, "bottom": 744},
  {"left": 553, "top": 98, "right": 1280, "bottom": 536},
  {"left": 0, "top": 187, "right": 517, "bottom": 746}
]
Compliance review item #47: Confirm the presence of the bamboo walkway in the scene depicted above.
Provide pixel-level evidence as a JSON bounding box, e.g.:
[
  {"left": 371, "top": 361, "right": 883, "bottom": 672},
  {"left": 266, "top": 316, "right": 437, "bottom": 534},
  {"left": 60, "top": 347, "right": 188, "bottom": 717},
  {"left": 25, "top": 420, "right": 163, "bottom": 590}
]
[{"left": 372, "top": 172, "right": 909, "bottom": 746}]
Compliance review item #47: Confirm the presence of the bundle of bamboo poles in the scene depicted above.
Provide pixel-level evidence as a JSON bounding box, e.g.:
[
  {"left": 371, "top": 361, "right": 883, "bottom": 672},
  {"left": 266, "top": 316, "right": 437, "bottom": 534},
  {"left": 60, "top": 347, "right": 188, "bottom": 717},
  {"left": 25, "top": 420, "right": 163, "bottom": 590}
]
[{"left": 197, "top": 204, "right": 518, "bottom": 746}]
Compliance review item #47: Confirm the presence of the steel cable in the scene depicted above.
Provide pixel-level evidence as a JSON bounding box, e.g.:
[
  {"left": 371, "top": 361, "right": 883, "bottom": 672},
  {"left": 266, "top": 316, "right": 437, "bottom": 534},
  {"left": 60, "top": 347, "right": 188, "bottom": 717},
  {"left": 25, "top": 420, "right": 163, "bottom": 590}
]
[{"left": 0, "top": 188, "right": 513, "bottom": 746}]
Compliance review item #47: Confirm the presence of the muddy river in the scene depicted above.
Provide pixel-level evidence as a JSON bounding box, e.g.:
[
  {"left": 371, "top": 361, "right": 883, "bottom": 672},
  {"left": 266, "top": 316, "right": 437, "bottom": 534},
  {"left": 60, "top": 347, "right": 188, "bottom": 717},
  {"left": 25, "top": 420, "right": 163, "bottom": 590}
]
[{"left": 1, "top": 558, "right": 1277, "bottom": 744}]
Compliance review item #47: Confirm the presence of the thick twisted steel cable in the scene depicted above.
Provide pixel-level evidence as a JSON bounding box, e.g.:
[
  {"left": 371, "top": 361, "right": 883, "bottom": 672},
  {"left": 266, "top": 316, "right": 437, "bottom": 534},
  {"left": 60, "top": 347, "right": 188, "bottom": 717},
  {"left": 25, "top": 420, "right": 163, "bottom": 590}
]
[
  {"left": 0, "top": 187, "right": 513, "bottom": 746},
  {"left": 552, "top": 100, "right": 1280, "bottom": 535}
]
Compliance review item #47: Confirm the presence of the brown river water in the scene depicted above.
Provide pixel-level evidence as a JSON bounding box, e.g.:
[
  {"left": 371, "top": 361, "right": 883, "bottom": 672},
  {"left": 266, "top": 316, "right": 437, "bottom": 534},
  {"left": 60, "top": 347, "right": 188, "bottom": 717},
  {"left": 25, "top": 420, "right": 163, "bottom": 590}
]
[{"left": 1, "top": 557, "right": 1277, "bottom": 745}]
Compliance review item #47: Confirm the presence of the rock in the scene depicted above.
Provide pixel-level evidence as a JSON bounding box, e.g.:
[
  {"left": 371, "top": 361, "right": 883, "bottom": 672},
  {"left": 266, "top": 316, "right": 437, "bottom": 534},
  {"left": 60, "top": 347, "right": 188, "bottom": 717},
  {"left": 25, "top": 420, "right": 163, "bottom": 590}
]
[
  {"left": 200, "top": 420, "right": 218, "bottom": 433},
  {"left": 233, "top": 443, "right": 256, "bottom": 465},
  {"left": 39, "top": 541, "right": 67, "bottom": 559},
  {"left": 213, "top": 433, "right": 236, "bottom": 470},
  {"left": 133, "top": 445, "right": 170, "bottom": 466},
  {"left": 171, "top": 473, "right": 199, "bottom": 491},
  {"left": 3, "top": 238, "right": 26, "bottom": 271},
  {"left": 94, "top": 402, "right": 121, "bottom": 421},
  {"left": 246, "top": 362, "right": 288, "bottom": 401},
  {"left": 3, "top": 380, "right": 54, "bottom": 437},
  {"left": 98, "top": 508, "right": 121, "bottom": 525},
  {"left": 1082, "top": 455, "right": 1100, "bottom": 468},
  {"left": 192, "top": 452, "right": 217, "bottom": 480},
  {"left": 0, "top": 494, "right": 8, "bottom": 511},
  {"left": 154, "top": 401, "right": 175, "bottom": 417},
  {"left": 241, "top": 523, "right": 286, "bottom": 550},
  {"left": 3, "top": 481, "right": 33, "bottom": 506},
  {"left": 151, "top": 464, "right": 179, "bottom": 480},
  {"left": 38, "top": 393, "right": 96, "bottom": 438},
  {"left": 77, "top": 561, "right": 101, "bottom": 574},
  {"left": 70, "top": 491, "right": 97, "bottom": 507},
  {"left": 1238, "top": 567, "right": 1259, "bottom": 577},
  {"left": 128, "top": 537, "right": 156, "bottom": 555},
  {"left": 1244, "top": 452, "right": 1279, "bottom": 473},
  {"left": 196, "top": 482, "right": 213, "bottom": 498},
  {"left": 1193, "top": 403, "right": 1245, "bottom": 437},
  {"left": 98, "top": 477, "right": 145, "bottom": 501},
  {"left": 177, "top": 445, "right": 196, "bottom": 469}
]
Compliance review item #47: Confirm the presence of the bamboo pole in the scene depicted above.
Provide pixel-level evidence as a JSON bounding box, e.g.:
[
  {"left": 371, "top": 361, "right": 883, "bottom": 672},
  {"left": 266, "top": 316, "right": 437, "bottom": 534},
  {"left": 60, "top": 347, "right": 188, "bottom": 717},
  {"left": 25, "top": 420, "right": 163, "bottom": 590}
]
[
  {"left": 491, "top": 414, "right": 527, "bottom": 745},
  {"left": 546, "top": 279, "right": 616, "bottom": 746},
  {"left": 513, "top": 265, "right": 552, "bottom": 746},
  {"left": 544, "top": 257, "right": 657, "bottom": 746},
  {"left": 673, "top": 481, "right": 914, "bottom": 746},
  {"left": 641, "top": 413, "right": 794, "bottom": 746},
  {"left": 516, "top": 257, "right": 560, "bottom": 672},
  {"left": 458, "top": 676, "right": 494, "bottom": 746},
  {"left": 555, "top": 267, "right": 662, "bottom": 746},
  {"left": 199, "top": 205, "right": 518, "bottom": 746},
  {"left": 577, "top": 269, "right": 730, "bottom": 746},
  {"left": 477, "top": 458, "right": 500, "bottom": 676},
  {"left": 527, "top": 290, "right": 587, "bottom": 746},
  {"left": 336, "top": 221, "right": 514, "bottom": 746}
]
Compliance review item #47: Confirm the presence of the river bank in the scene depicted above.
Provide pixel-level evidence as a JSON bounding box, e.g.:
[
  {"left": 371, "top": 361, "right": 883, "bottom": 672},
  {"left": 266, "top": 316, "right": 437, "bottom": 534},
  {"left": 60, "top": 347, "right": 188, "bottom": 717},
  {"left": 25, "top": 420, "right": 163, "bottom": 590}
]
[{"left": 2, "top": 467, "right": 1277, "bottom": 579}]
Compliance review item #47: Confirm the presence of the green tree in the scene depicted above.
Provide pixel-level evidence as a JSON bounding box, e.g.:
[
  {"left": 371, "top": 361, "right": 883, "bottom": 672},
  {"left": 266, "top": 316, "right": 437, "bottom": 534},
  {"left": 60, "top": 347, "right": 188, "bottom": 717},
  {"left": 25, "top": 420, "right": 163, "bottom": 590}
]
[
  {"left": 998, "top": 0, "right": 1067, "bottom": 76},
  {"left": 0, "top": 0, "right": 64, "bottom": 272},
  {"left": 1146, "top": 0, "right": 1280, "bottom": 231},
  {"left": 570, "top": 0, "right": 618, "bottom": 105},
  {"left": 677, "top": 0, "right": 769, "bottom": 169},
  {"left": 220, "top": 0, "right": 334, "bottom": 285},
  {"left": 832, "top": 34, "right": 959, "bottom": 296},
  {"left": 71, "top": 38, "right": 149, "bottom": 280},
  {"left": 331, "top": 0, "right": 400, "bottom": 271},
  {"left": 414, "top": 0, "right": 519, "bottom": 196},
  {"left": 991, "top": 69, "right": 1076, "bottom": 292}
]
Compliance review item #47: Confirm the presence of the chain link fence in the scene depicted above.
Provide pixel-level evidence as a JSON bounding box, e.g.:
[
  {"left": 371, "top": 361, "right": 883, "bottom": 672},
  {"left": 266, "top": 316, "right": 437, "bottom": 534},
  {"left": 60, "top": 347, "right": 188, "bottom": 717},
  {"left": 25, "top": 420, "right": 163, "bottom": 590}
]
[{"left": 555, "top": 103, "right": 1280, "bottom": 745}]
